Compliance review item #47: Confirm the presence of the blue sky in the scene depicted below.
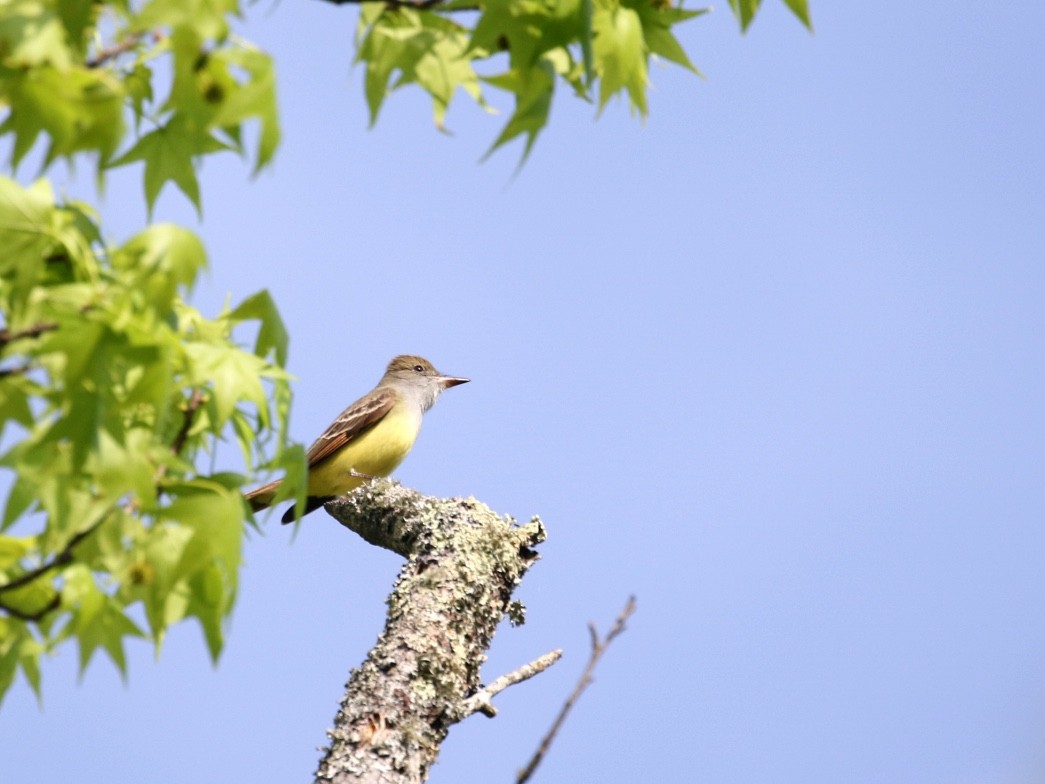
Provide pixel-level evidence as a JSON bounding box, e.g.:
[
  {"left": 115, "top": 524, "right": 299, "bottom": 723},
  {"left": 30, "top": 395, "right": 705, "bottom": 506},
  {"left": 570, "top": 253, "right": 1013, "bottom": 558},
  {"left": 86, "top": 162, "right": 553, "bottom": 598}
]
[{"left": 3, "top": 2, "right": 1045, "bottom": 783}]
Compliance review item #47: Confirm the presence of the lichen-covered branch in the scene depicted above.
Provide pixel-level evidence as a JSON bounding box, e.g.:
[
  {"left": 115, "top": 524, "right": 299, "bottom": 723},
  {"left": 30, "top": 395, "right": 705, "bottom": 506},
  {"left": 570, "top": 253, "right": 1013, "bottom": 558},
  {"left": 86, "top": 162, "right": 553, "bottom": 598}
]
[
  {"left": 456, "top": 649, "right": 563, "bottom": 720},
  {"left": 314, "top": 480, "right": 549, "bottom": 784}
]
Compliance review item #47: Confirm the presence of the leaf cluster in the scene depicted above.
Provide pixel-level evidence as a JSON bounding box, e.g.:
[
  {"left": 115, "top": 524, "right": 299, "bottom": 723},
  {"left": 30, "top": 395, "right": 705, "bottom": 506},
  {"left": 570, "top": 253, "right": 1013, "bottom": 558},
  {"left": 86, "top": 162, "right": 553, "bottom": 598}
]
[
  {"left": 0, "top": 175, "right": 296, "bottom": 706},
  {"left": 354, "top": 0, "right": 810, "bottom": 161},
  {"left": 0, "top": 0, "right": 280, "bottom": 214}
]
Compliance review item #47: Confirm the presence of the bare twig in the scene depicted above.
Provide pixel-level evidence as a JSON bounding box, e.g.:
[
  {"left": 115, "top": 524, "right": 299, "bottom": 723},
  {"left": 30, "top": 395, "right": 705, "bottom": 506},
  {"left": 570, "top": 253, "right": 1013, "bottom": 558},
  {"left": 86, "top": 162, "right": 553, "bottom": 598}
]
[
  {"left": 458, "top": 649, "right": 563, "bottom": 719},
  {"left": 0, "top": 322, "right": 58, "bottom": 349},
  {"left": 516, "top": 596, "right": 637, "bottom": 784},
  {"left": 86, "top": 33, "right": 147, "bottom": 68}
]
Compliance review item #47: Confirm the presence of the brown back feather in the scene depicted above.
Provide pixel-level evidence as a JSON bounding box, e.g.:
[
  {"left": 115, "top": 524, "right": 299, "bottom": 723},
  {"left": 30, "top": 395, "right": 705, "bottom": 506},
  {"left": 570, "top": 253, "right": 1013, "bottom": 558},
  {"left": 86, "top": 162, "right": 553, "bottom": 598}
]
[{"left": 304, "top": 387, "right": 397, "bottom": 467}]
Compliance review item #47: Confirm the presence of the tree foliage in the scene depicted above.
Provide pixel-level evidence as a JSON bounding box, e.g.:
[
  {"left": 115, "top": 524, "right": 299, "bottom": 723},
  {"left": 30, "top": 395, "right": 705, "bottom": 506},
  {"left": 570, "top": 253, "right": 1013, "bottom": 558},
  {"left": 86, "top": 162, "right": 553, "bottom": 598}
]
[
  {"left": 0, "top": 174, "right": 297, "bottom": 703},
  {"left": 0, "top": 0, "right": 809, "bottom": 707},
  {"left": 353, "top": 0, "right": 810, "bottom": 159}
]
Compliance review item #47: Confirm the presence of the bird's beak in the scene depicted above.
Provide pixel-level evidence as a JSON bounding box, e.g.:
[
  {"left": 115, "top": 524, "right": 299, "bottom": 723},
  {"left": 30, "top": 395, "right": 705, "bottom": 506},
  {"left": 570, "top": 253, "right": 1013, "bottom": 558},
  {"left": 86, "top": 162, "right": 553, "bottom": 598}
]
[{"left": 439, "top": 376, "right": 470, "bottom": 389}]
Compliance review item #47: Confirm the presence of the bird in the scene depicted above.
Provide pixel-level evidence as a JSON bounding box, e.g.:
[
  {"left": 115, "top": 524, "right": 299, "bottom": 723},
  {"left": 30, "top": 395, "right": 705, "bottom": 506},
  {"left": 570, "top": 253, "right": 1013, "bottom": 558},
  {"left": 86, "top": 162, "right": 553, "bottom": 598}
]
[{"left": 245, "top": 355, "right": 469, "bottom": 523}]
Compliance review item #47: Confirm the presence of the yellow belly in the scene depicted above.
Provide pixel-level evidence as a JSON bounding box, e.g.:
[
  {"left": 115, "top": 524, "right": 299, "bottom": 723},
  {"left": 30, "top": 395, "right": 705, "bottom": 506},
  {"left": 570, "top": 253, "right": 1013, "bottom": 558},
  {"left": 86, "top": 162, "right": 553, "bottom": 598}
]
[{"left": 306, "top": 405, "right": 422, "bottom": 497}]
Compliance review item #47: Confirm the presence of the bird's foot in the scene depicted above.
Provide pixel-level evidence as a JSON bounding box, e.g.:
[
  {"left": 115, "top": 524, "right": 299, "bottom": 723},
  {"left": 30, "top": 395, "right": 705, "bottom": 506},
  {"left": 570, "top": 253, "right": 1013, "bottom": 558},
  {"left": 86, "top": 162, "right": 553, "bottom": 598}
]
[{"left": 349, "top": 469, "right": 381, "bottom": 481}]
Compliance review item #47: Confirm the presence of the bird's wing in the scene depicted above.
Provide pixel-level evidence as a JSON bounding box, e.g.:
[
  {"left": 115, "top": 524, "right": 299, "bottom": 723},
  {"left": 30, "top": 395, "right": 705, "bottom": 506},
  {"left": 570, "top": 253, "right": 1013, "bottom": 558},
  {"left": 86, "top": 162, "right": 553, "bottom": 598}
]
[
  {"left": 244, "top": 478, "right": 282, "bottom": 511},
  {"left": 304, "top": 387, "right": 397, "bottom": 467}
]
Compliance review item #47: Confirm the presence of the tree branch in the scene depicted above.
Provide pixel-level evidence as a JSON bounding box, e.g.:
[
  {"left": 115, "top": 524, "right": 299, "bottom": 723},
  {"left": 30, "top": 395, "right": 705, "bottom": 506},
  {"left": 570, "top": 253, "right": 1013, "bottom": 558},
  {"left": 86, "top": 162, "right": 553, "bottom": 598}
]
[
  {"left": 0, "top": 592, "right": 61, "bottom": 622},
  {"left": 0, "top": 322, "right": 58, "bottom": 349},
  {"left": 0, "top": 522, "right": 101, "bottom": 596},
  {"left": 457, "top": 649, "right": 563, "bottom": 719},
  {"left": 313, "top": 480, "right": 548, "bottom": 783},
  {"left": 516, "top": 596, "right": 637, "bottom": 784},
  {"left": 0, "top": 517, "right": 108, "bottom": 621}
]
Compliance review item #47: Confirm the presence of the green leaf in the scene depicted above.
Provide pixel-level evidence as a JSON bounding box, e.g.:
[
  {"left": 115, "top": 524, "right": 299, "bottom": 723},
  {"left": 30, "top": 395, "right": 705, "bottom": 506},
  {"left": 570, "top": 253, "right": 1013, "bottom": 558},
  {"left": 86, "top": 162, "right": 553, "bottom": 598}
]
[
  {"left": 727, "top": 0, "right": 760, "bottom": 31},
  {"left": 132, "top": 0, "right": 236, "bottom": 40},
  {"left": 358, "top": 8, "right": 484, "bottom": 130},
  {"left": 592, "top": 4, "right": 647, "bottom": 115},
  {"left": 252, "top": 442, "right": 306, "bottom": 518},
  {"left": 0, "top": 177, "right": 55, "bottom": 288},
  {"left": 0, "top": 618, "right": 44, "bottom": 707},
  {"left": 140, "top": 521, "right": 194, "bottom": 641},
  {"left": 162, "top": 482, "right": 243, "bottom": 660},
  {"left": 64, "top": 565, "right": 144, "bottom": 676},
  {"left": 1, "top": 471, "right": 38, "bottom": 531},
  {"left": 184, "top": 342, "right": 268, "bottom": 429},
  {"left": 629, "top": 2, "right": 707, "bottom": 74},
  {"left": 0, "top": 578, "right": 59, "bottom": 623},
  {"left": 0, "top": 375, "right": 35, "bottom": 437},
  {"left": 0, "top": 66, "right": 125, "bottom": 167},
  {"left": 212, "top": 47, "right": 281, "bottom": 173},
  {"left": 782, "top": 0, "right": 812, "bottom": 30},
  {"left": 0, "top": 534, "right": 33, "bottom": 570},
  {"left": 86, "top": 429, "right": 159, "bottom": 509},
  {"left": 56, "top": 0, "right": 97, "bottom": 57},
  {"left": 109, "top": 115, "right": 228, "bottom": 216},
  {"left": 113, "top": 223, "right": 208, "bottom": 308},
  {"left": 226, "top": 289, "right": 289, "bottom": 366},
  {"left": 18, "top": 633, "right": 43, "bottom": 701},
  {"left": 483, "top": 59, "right": 556, "bottom": 162},
  {"left": 727, "top": 0, "right": 808, "bottom": 31},
  {"left": 165, "top": 26, "right": 236, "bottom": 136},
  {"left": 124, "top": 62, "right": 155, "bottom": 127},
  {"left": 580, "top": 0, "right": 595, "bottom": 84},
  {"left": 76, "top": 507, "right": 141, "bottom": 577},
  {"left": 0, "top": 0, "right": 73, "bottom": 68},
  {"left": 471, "top": 0, "right": 587, "bottom": 71}
]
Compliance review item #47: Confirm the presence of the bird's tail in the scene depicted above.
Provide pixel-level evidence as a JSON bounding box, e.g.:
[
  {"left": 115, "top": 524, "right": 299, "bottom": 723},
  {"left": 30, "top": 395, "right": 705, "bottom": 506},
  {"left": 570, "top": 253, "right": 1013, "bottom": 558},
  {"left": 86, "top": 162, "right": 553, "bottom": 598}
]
[{"left": 244, "top": 479, "right": 282, "bottom": 512}]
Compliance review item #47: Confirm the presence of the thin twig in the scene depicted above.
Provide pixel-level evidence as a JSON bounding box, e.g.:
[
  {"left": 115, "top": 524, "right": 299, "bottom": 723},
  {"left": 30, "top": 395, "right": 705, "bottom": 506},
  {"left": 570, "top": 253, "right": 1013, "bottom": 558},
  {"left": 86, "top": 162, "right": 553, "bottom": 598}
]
[
  {"left": 458, "top": 649, "right": 563, "bottom": 719},
  {"left": 0, "top": 593, "right": 61, "bottom": 622},
  {"left": 171, "top": 388, "right": 206, "bottom": 456},
  {"left": 0, "top": 363, "right": 31, "bottom": 378},
  {"left": 516, "top": 596, "right": 637, "bottom": 784},
  {"left": 0, "top": 520, "right": 106, "bottom": 597},
  {"left": 86, "top": 33, "right": 146, "bottom": 68},
  {"left": 0, "top": 322, "right": 58, "bottom": 349},
  {"left": 0, "top": 515, "right": 112, "bottom": 622}
]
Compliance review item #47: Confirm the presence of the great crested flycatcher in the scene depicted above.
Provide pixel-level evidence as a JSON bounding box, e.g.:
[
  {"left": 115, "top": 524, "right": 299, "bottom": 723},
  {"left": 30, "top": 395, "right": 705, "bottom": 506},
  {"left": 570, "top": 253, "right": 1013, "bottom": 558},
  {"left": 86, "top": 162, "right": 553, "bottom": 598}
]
[{"left": 245, "top": 355, "right": 469, "bottom": 524}]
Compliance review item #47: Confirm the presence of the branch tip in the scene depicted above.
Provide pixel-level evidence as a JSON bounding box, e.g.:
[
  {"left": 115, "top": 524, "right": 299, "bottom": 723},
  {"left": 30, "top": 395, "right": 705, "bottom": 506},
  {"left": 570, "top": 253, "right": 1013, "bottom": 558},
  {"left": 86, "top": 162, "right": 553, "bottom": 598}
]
[
  {"left": 456, "top": 648, "right": 563, "bottom": 721},
  {"left": 516, "top": 597, "right": 637, "bottom": 784}
]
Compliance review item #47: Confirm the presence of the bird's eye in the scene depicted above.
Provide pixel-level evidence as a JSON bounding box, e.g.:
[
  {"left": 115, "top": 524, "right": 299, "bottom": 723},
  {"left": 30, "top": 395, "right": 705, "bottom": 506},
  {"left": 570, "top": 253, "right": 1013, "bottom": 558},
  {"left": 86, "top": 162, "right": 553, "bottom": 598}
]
[{"left": 413, "top": 364, "right": 425, "bottom": 373}]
